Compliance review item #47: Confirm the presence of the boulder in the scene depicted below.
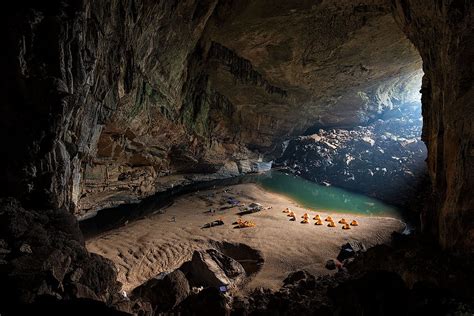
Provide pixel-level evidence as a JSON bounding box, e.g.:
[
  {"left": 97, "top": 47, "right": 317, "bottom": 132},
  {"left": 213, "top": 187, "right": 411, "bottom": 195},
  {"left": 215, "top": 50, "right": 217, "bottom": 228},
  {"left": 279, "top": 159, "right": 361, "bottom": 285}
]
[
  {"left": 0, "top": 198, "right": 121, "bottom": 308},
  {"left": 19, "top": 243, "right": 33, "bottom": 254},
  {"left": 178, "top": 287, "right": 230, "bottom": 315},
  {"left": 283, "top": 270, "right": 314, "bottom": 285},
  {"left": 325, "top": 259, "right": 338, "bottom": 270},
  {"left": 186, "top": 249, "right": 246, "bottom": 288},
  {"left": 132, "top": 270, "right": 190, "bottom": 312},
  {"left": 283, "top": 270, "right": 316, "bottom": 290},
  {"left": 337, "top": 240, "right": 366, "bottom": 262}
]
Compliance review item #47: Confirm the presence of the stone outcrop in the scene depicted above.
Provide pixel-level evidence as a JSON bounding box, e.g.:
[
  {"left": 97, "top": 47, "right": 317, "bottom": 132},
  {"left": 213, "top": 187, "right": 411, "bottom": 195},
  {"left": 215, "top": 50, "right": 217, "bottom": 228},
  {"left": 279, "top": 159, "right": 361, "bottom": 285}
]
[
  {"left": 391, "top": 0, "right": 474, "bottom": 250},
  {"left": 239, "top": 246, "right": 474, "bottom": 315},
  {"left": 131, "top": 270, "right": 190, "bottom": 312},
  {"left": 0, "top": 198, "right": 121, "bottom": 311},
  {"left": 178, "top": 286, "right": 230, "bottom": 315},
  {"left": 346, "top": 233, "right": 474, "bottom": 302},
  {"left": 184, "top": 249, "right": 246, "bottom": 289}
]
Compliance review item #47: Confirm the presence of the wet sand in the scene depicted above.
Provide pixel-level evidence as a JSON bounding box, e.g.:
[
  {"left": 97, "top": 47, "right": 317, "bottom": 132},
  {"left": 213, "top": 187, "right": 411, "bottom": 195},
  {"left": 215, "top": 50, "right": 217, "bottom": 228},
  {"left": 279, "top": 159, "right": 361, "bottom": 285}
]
[{"left": 86, "top": 183, "right": 405, "bottom": 294}]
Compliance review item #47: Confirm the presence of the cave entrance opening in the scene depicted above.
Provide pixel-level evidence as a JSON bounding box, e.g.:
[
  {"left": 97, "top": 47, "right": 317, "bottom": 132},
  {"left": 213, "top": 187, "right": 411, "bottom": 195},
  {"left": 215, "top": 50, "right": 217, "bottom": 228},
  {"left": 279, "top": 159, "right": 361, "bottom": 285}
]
[{"left": 276, "top": 67, "right": 427, "bottom": 219}]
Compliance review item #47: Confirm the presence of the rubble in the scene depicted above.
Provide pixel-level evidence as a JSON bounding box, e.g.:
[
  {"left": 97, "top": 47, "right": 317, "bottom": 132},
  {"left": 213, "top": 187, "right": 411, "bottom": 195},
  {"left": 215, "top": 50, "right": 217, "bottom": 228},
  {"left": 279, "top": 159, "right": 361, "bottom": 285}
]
[{"left": 276, "top": 104, "right": 427, "bottom": 207}]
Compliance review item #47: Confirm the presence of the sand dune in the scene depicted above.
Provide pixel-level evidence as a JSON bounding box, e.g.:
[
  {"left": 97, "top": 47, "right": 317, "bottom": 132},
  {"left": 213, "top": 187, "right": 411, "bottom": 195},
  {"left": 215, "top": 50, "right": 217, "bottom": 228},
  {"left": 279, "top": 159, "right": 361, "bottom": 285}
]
[{"left": 86, "top": 183, "right": 405, "bottom": 294}]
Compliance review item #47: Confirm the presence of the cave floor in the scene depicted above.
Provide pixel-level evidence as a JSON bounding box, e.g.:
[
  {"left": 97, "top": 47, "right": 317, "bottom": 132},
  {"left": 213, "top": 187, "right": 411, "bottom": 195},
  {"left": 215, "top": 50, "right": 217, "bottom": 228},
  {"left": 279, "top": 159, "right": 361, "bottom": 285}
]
[{"left": 86, "top": 183, "right": 405, "bottom": 294}]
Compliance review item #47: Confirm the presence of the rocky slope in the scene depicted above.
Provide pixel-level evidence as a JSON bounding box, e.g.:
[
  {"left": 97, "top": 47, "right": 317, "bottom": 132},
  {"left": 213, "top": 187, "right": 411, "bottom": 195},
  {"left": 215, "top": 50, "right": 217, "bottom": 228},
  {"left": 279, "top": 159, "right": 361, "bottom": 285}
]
[
  {"left": 0, "top": 0, "right": 421, "bottom": 217},
  {"left": 276, "top": 102, "right": 428, "bottom": 208}
]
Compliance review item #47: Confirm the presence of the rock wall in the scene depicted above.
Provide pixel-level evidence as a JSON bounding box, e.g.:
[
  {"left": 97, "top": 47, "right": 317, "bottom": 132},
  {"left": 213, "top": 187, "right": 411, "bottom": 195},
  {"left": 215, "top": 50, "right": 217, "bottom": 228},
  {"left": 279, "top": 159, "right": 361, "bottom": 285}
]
[
  {"left": 0, "top": 198, "right": 121, "bottom": 309},
  {"left": 0, "top": 0, "right": 232, "bottom": 215},
  {"left": 392, "top": 0, "right": 474, "bottom": 250}
]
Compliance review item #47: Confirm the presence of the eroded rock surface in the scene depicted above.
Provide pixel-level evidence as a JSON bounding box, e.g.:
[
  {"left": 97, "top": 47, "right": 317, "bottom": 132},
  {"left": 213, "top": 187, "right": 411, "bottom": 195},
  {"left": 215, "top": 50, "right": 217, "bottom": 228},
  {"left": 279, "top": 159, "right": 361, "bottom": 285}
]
[
  {"left": 131, "top": 270, "right": 190, "bottom": 313},
  {"left": 1, "top": 0, "right": 474, "bottom": 312},
  {"left": 392, "top": 0, "right": 474, "bottom": 250},
  {"left": 237, "top": 241, "right": 474, "bottom": 315},
  {"left": 185, "top": 249, "right": 246, "bottom": 289},
  {"left": 81, "top": 0, "right": 422, "bottom": 214}
]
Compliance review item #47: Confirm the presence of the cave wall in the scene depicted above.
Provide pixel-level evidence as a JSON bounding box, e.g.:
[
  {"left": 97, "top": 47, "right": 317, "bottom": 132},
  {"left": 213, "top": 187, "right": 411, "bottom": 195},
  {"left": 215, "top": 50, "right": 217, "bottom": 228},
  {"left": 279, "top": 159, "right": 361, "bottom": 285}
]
[
  {"left": 204, "top": 0, "right": 422, "bottom": 146},
  {"left": 1, "top": 0, "right": 423, "bottom": 217},
  {"left": 82, "top": 0, "right": 422, "bottom": 214},
  {"left": 392, "top": 0, "right": 474, "bottom": 250},
  {"left": 81, "top": 0, "right": 423, "bottom": 215},
  {"left": 0, "top": 0, "right": 117, "bottom": 212},
  {"left": 0, "top": 0, "right": 232, "bottom": 215}
]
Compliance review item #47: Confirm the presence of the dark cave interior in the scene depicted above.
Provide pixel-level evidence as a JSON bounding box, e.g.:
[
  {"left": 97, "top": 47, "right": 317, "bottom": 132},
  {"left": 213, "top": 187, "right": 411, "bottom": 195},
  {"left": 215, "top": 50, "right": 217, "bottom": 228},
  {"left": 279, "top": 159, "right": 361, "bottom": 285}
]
[{"left": 0, "top": 1, "right": 473, "bottom": 315}]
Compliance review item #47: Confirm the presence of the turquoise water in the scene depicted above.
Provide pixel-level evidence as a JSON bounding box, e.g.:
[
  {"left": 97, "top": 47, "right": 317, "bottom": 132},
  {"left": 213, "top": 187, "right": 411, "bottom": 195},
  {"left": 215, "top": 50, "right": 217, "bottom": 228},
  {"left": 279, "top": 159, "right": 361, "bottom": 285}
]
[{"left": 253, "top": 171, "right": 400, "bottom": 217}]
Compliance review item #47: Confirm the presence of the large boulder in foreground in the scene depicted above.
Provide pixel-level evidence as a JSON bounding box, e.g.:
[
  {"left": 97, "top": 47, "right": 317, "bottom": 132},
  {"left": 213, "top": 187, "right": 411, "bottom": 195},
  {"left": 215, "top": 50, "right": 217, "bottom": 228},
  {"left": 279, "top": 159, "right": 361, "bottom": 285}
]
[
  {"left": 178, "top": 287, "right": 230, "bottom": 316},
  {"left": 132, "top": 270, "right": 190, "bottom": 312},
  {"left": 186, "top": 249, "right": 246, "bottom": 288},
  {"left": 0, "top": 198, "right": 122, "bottom": 313},
  {"left": 337, "top": 240, "right": 367, "bottom": 262}
]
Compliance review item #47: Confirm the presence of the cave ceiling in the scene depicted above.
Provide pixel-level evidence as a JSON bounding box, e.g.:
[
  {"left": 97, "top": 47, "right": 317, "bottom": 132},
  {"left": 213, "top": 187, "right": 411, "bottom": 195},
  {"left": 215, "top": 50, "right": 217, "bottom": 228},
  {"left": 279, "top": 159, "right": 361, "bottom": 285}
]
[
  {"left": 78, "top": 0, "right": 422, "bottom": 213},
  {"left": 0, "top": 0, "right": 422, "bottom": 214}
]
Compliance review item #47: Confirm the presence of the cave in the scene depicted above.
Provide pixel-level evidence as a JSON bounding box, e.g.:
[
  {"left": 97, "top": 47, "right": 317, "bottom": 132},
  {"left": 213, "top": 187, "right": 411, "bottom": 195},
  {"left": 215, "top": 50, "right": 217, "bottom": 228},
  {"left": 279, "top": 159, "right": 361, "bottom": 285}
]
[{"left": 1, "top": 1, "right": 473, "bottom": 315}]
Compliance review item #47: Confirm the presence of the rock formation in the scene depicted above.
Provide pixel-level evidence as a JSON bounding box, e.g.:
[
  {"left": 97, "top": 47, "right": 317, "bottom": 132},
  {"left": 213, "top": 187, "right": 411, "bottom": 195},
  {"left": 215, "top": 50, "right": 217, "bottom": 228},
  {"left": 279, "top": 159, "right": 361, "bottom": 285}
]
[
  {"left": 131, "top": 269, "right": 190, "bottom": 312},
  {"left": 0, "top": 198, "right": 121, "bottom": 308},
  {"left": 0, "top": 0, "right": 422, "bottom": 217},
  {"left": 392, "top": 0, "right": 474, "bottom": 250},
  {"left": 184, "top": 249, "right": 246, "bottom": 289}
]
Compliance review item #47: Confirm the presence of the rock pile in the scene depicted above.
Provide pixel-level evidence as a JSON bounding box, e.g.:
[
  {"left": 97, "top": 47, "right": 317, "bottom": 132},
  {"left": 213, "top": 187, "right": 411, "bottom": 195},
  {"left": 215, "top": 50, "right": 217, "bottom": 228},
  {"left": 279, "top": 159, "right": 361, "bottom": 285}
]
[
  {"left": 277, "top": 103, "right": 427, "bottom": 207},
  {"left": 238, "top": 235, "right": 474, "bottom": 316}
]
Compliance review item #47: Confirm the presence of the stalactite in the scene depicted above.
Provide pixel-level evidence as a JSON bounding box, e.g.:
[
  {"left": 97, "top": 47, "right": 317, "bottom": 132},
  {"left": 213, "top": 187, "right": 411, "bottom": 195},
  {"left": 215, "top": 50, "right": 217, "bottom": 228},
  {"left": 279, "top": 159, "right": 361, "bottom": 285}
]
[{"left": 209, "top": 41, "right": 288, "bottom": 98}]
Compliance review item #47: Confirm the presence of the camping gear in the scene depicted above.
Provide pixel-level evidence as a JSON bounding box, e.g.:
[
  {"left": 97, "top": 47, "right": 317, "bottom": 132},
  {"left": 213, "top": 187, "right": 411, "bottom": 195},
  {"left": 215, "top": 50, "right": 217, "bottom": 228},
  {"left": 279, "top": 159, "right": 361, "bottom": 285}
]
[{"left": 202, "top": 219, "right": 224, "bottom": 229}]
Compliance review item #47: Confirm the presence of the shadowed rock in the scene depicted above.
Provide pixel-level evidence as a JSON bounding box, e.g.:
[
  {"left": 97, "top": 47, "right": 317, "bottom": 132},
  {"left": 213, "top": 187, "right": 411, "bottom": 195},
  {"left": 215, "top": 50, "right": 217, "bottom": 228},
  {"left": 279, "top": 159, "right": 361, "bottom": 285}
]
[
  {"left": 0, "top": 198, "right": 121, "bottom": 311},
  {"left": 132, "top": 270, "right": 190, "bottom": 312},
  {"left": 185, "top": 249, "right": 246, "bottom": 288}
]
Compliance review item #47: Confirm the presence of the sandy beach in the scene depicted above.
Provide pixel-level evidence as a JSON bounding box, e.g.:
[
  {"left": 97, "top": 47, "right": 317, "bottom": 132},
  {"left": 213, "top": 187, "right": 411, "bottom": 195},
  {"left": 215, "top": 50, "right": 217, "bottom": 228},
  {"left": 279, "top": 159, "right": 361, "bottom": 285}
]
[{"left": 86, "top": 183, "right": 405, "bottom": 294}]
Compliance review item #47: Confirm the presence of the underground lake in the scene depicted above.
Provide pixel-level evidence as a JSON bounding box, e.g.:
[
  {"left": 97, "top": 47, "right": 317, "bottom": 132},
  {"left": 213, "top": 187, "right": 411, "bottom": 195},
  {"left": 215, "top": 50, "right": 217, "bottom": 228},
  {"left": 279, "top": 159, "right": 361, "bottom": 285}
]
[{"left": 253, "top": 170, "right": 400, "bottom": 218}]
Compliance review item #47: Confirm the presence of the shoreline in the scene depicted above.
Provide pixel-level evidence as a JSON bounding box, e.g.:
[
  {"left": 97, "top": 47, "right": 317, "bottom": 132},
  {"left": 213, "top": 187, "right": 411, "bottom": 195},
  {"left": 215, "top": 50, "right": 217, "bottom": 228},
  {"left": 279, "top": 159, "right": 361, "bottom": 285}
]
[
  {"left": 253, "top": 181, "right": 404, "bottom": 220},
  {"left": 86, "top": 183, "right": 406, "bottom": 294},
  {"left": 81, "top": 169, "right": 408, "bottom": 239}
]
